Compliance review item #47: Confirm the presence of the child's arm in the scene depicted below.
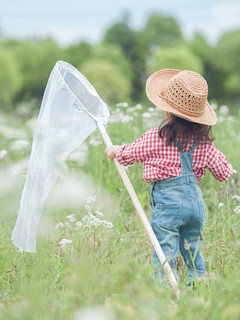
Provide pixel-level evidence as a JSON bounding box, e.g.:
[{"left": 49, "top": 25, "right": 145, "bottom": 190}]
[
  {"left": 105, "top": 129, "right": 157, "bottom": 166},
  {"left": 207, "top": 144, "right": 234, "bottom": 181}
]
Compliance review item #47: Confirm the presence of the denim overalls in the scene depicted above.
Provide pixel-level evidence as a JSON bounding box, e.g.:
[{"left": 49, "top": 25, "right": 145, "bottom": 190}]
[{"left": 150, "top": 141, "right": 206, "bottom": 284}]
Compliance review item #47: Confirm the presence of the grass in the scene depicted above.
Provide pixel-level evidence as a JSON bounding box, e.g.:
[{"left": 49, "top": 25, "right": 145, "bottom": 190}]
[{"left": 0, "top": 103, "right": 240, "bottom": 319}]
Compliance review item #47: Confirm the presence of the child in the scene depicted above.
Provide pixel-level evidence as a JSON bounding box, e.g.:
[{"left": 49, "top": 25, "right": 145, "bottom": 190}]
[{"left": 105, "top": 69, "right": 233, "bottom": 285}]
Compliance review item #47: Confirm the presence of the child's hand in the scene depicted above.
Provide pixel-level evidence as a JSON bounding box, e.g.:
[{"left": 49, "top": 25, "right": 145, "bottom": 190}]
[{"left": 105, "top": 145, "right": 120, "bottom": 161}]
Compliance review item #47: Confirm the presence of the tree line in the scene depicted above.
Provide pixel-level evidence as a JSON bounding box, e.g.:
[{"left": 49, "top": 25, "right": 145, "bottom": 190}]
[{"left": 0, "top": 14, "right": 239, "bottom": 111}]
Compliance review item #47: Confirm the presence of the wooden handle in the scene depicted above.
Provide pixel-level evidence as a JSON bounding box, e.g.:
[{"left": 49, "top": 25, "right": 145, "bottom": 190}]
[{"left": 98, "top": 123, "right": 180, "bottom": 298}]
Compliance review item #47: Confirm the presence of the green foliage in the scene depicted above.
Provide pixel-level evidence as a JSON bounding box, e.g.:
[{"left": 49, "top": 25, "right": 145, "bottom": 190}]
[
  {"left": 2, "top": 38, "right": 66, "bottom": 98},
  {"left": 224, "top": 73, "right": 240, "bottom": 95},
  {"left": 148, "top": 45, "right": 203, "bottom": 74},
  {"left": 0, "top": 14, "right": 240, "bottom": 109},
  {"left": 92, "top": 44, "right": 134, "bottom": 82},
  {"left": 213, "top": 30, "right": 240, "bottom": 74},
  {"left": 211, "top": 30, "right": 240, "bottom": 99},
  {"left": 0, "top": 46, "right": 21, "bottom": 107},
  {"left": 64, "top": 41, "right": 93, "bottom": 68},
  {"left": 139, "top": 14, "right": 183, "bottom": 51},
  {"left": 102, "top": 19, "right": 146, "bottom": 101},
  {"left": 187, "top": 33, "right": 211, "bottom": 62},
  {"left": 79, "top": 59, "right": 132, "bottom": 104},
  {"left": 103, "top": 21, "right": 137, "bottom": 60}
]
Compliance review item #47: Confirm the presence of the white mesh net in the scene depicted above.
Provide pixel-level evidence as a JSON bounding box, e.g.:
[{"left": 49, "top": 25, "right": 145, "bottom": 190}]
[{"left": 11, "top": 61, "right": 110, "bottom": 252}]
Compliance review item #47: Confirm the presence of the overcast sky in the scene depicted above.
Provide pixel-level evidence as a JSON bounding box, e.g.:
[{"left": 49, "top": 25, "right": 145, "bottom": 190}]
[{"left": 1, "top": 0, "right": 240, "bottom": 46}]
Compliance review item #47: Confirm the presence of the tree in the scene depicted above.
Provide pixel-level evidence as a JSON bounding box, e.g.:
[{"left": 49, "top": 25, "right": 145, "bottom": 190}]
[
  {"left": 0, "top": 46, "right": 21, "bottom": 107},
  {"left": 211, "top": 30, "right": 240, "bottom": 100},
  {"left": 102, "top": 19, "right": 146, "bottom": 101},
  {"left": 79, "top": 59, "right": 131, "bottom": 105},
  {"left": 147, "top": 46, "right": 203, "bottom": 75},
  {"left": 2, "top": 38, "right": 66, "bottom": 99},
  {"left": 187, "top": 33, "right": 211, "bottom": 62},
  {"left": 139, "top": 14, "right": 183, "bottom": 54},
  {"left": 65, "top": 41, "right": 93, "bottom": 68},
  {"left": 92, "top": 44, "right": 134, "bottom": 81},
  {"left": 186, "top": 33, "right": 219, "bottom": 99}
]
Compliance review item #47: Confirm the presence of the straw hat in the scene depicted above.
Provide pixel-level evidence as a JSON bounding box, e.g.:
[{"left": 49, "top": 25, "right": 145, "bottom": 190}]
[{"left": 146, "top": 69, "right": 217, "bottom": 125}]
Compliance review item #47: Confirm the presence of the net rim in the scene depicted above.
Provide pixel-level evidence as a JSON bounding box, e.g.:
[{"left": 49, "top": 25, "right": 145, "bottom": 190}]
[{"left": 55, "top": 60, "right": 100, "bottom": 107}]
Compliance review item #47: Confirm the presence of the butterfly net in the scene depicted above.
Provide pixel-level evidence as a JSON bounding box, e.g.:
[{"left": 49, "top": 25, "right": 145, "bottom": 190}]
[{"left": 11, "top": 60, "right": 110, "bottom": 252}]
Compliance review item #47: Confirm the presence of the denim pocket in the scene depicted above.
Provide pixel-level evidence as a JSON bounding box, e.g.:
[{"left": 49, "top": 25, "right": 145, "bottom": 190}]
[{"left": 151, "top": 202, "right": 181, "bottom": 230}]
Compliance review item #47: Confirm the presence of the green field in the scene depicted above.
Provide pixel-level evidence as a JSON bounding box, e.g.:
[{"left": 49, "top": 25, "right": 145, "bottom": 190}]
[{"left": 0, "top": 103, "right": 240, "bottom": 320}]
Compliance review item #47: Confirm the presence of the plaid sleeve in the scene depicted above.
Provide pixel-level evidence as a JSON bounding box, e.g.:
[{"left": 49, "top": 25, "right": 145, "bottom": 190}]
[
  {"left": 115, "top": 129, "right": 154, "bottom": 166},
  {"left": 207, "top": 143, "right": 233, "bottom": 181}
]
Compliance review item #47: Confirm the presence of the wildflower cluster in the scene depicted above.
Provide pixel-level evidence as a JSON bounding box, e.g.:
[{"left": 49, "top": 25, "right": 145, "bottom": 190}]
[{"left": 56, "top": 196, "right": 113, "bottom": 248}]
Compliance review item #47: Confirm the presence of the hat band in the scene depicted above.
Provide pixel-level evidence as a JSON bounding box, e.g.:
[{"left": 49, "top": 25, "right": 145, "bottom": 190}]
[{"left": 158, "top": 94, "right": 205, "bottom": 118}]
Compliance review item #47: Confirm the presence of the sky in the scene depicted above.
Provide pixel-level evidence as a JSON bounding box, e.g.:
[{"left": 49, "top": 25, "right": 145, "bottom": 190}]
[{"left": 1, "top": 0, "right": 240, "bottom": 47}]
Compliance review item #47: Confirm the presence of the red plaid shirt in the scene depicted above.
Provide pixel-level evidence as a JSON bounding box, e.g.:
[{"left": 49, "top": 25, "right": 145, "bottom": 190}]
[{"left": 116, "top": 128, "right": 233, "bottom": 183}]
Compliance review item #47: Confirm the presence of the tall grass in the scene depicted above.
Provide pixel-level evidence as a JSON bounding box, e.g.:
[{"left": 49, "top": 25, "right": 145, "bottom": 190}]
[{"left": 0, "top": 103, "right": 239, "bottom": 319}]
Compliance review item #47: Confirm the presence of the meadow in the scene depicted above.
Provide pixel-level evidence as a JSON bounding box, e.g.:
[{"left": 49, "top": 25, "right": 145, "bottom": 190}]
[{"left": 0, "top": 101, "right": 240, "bottom": 320}]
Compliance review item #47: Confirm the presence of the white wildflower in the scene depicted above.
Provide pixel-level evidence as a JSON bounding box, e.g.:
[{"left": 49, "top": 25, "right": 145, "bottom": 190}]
[
  {"left": 95, "top": 210, "right": 104, "bottom": 217},
  {"left": 88, "top": 212, "right": 94, "bottom": 218},
  {"left": 0, "top": 125, "right": 26, "bottom": 140},
  {"left": 76, "top": 221, "right": 83, "bottom": 228},
  {"left": 83, "top": 224, "right": 91, "bottom": 229},
  {"left": 147, "top": 107, "right": 156, "bottom": 112},
  {"left": 126, "top": 104, "right": 142, "bottom": 112},
  {"left": 0, "top": 149, "right": 8, "bottom": 160},
  {"left": 64, "top": 222, "right": 72, "bottom": 230},
  {"left": 10, "top": 139, "right": 29, "bottom": 151},
  {"left": 227, "top": 115, "right": 235, "bottom": 122},
  {"left": 66, "top": 214, "right": 77, "bottom": 222},
  {"left": 86, "top": 196, "right": 96, "bottom": 204},
  {"left": 219, "top": 105, "right": 229, "bottom": 116},
  {"left": 102, "top": 221, "right": 113, "bottom": 229},
  {"left": 89, "top": 137, "right": 102, "bottom": 146},
  {"left": 89, "top": 221, "right": 96, "bottom": 227},
  {"left": 108, "top": 111, "right": 123, "bottom": 123},
  {"left": 95, "top": 217, "right": 101, "bottom": 224},
  {"left": 73, "top": 306, "right": 117, "bottom": 320},
  {"left": 234, "top": 206, "right": 240, "bottom": 214},
  {"left": 85, "top": 204, "right": 90, "bottom": 211},
  {"left": 68, "top": 146, "right": 88, "bottom": 165},
  {"left": 218, "top": 202, "right": 224, "bottom": 208},
  {"left": 121, "top": 115, "right": 134, "bottom": 123},
  {"left": 232, "top": 195, "right": 240, "bottom": 201},
  {"left": 108, "top": 222, "right": 113, "bottom": 229},
  {"left": 55, "top": 222, "right": 64, "bottom": 230},
  {"left": 116, "top": 102, "right": 128, "bottom": 108},
  {"left": 217, "top": 116, "right": 225, "bottom": 123},
  {"left": 59, "top": 238, "right": 72, "bottom": 248},
  {"left": 211, "top": 103, "right": 218, "bottom": 110},
  {"left": 142, "top": 112, "right": 151, "bottom": 118},
  {"left": 82, "top": 216, "right": 88, "bottom": 223}
]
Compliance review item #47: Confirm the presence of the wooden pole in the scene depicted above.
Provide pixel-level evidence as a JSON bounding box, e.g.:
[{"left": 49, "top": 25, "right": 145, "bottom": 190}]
[{"left": 97, "top": 122, "right": 180, "bottom": 298}]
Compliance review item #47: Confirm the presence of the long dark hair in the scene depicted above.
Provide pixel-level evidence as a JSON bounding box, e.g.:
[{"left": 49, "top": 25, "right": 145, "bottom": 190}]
[{"left": 159, "top": 115, "right": 214, "bottom": 146}]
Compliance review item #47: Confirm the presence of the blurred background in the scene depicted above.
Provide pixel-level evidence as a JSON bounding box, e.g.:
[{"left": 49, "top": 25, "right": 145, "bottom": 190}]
[{"left": 0, "top": 0, "right": 240, "bottom": 112}]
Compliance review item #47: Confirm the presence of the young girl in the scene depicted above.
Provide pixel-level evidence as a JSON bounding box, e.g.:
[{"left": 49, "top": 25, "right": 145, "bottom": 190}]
[{"left": 105, "top": 69, "right": 233, "bottom": 285}]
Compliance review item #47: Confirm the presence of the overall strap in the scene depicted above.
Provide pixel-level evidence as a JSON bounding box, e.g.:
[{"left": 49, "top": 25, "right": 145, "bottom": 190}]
[
  {"left": 174, "top": 139, "right": 198, "bottom": 176},
  {"left": 174, "top": 139, "right": 197, "bottom": 153},
  {"left": 188, "top": 143, "right": 197, "bottom": 153},
  {"left": 174, "top": 139, "right": 183, "bottom": 152}
]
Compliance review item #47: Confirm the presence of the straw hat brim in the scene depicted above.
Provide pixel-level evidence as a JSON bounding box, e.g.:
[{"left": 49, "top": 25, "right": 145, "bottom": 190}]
[{"left": 146, "top": 69, "right": 217, "bottom": 126}]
